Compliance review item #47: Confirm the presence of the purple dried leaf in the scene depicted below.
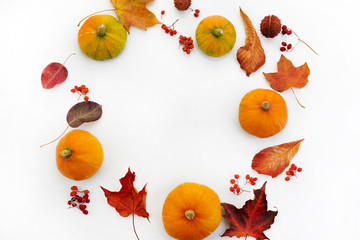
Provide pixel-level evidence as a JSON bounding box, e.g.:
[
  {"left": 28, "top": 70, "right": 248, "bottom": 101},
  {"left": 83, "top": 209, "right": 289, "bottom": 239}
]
[{"left": 67, "top": 101, "right": 102, "bottom": 128}]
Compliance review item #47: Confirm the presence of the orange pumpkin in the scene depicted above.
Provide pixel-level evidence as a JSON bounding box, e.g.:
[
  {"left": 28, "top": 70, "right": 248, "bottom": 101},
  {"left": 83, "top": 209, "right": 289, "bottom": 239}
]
[
  {"left": 56, "top": 129, "right": 103, "bottom": 180},
  {"left": 78, "top": 15, "right": 127, "bottom": 60},
  {"left": 162, "top": 182, "right": 221, "bottom": 240},
  {"left": 196, "top": 15, "right": 236, "bottom": 57},
  {"left": 239, "top": 89, "right": 287, "bottom": 138}
]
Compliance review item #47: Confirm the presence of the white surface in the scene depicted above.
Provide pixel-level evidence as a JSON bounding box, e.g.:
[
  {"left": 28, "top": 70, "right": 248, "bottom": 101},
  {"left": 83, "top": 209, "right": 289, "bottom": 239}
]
[{"left": 0, "top": 0, "right": 359, "bottom": 239}]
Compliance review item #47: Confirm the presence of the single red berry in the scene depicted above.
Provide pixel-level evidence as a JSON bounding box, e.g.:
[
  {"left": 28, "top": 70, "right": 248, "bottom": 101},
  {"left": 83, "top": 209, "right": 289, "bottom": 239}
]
[
  {"left": 250, "top": 181, "right": 256, "bottom": 186},
  {"left": 165, "top": 28, "right": 170, "bottom": 33},
  {"left": 282, "top": 42, "right": 287, "bottom": 46},
  {"left": 84, "top": 96, "right": 89, "bottom": 101},
  {"left": 194, "top": 13, "right": 199, "bottom": 17},
  {"left": 287, "top": 30, "right": 292, "bottom": 35},
  {"left": 71, "top": 186, "right": 78, "bottom": 191},
  {"left": 86, "top": 199, "right": 90, "bottom": 203},
  {"left": 70, "top": 191, "right": 76, "bottom": 197},
  {"left": 280, "top": 47, "right": 286, "bottom": 52},
  {"left": 286, "top": 171, "right": 291, "bottom": 175},
  {"left": 71, "top": 89, "right": 76, "bottom": 93},
  {"left": 282, "top": 25, "right": 287, "bottom": 30},
  {"left": 287, "top": 44, "right": 292, "bottom": 50},
  {"left": 82, "top": 198, "right": 87, "bottom": 203},
  {"left": 233, "top": 184, "right": 238, "bottom": 189},
  {"left": 285, "top": 176, "right": 290, "bottom": 181},
  {"left": 83, "top": 210, "right": 89, "bottom": 215},
  {"left": 253, "top": 177, "right": 258, "bottom": 181},
  {"left": 297, "top": 167, "right": 303, "bottom": 172},
  {"left": 289, "top": 171, "right": 295, "bottom": 176},
  {"left": 161, "top": 10, "right": 165, "bottom": 15},
  {"left": 79, "top": 205, "right": 86, "bottom": 211},
  {"left": 230, "top": 179, "right": 235, "bottom": 184},
  {"left": 229, "top": 186, "right": 235, "bottom": 192},
  {"left": 173, "top": 30, "right": 177, "bottom": 35},
  {"left": 72, "top": 203, "right": 77, "bottom": 207},
  {"left": 291, "top": 164, "right": 297, "bottom": 171},
  {"left": 83, "top": 88, "right": 89, "bottom": 94},
  {"left": 236, "top": 188, "right": 241, "bottom": 194},
  {"left": 234, "top": 174, "right": 239, "bottom": 179},
  {"left": 195, "top": 9, "right": 200, "bottom": 13},
  {"left": 67, "top": 200, "right": 72, "bottom": 205},
  {"left": 186, "top": 49, "right": 191, "bottom": 54},
  {"left": 245, "top": 174, "right": 250, "bottom": 180},
  {"left": 84, "top": 190, "right": 90, "bottom": 195},
  {"left": 182, "top": 46, "right": 187, "bottom": 52}
]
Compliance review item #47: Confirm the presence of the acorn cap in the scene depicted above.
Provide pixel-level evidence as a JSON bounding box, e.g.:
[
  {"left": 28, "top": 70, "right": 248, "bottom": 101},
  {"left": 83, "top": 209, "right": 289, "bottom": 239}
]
[
  {"left": 260, "top": 15, "right": 282, "bottom": 38},
  {"left": 174, "top": 0, "right": 192, "bottom": 11}
]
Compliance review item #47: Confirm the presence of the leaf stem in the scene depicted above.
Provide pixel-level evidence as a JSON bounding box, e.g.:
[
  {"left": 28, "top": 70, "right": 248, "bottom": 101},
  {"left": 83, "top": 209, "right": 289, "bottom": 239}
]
[
  {"left": 77, "top": 9, "right": 116, "bottom": 27},
  {"left": 132, "top": 213, "right": 140, "bottom": 240},
  {"left": 290, "top": 87, "right": 306, "bottom": 108},
  {"left": 40, "top": 125, "right": 70, "bottom": 148}
]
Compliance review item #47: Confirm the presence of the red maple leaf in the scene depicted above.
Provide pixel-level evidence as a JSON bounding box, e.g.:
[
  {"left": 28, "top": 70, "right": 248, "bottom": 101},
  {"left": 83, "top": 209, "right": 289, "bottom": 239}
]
[
  {"left": 221, "top": 182, "right": 277, "bottom": 240},
  {"left": 101, "top": 168, "right": 149, "bottom": 239}
]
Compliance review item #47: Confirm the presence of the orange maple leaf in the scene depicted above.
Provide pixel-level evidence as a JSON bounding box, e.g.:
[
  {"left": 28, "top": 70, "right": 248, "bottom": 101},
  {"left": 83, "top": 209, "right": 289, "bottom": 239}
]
[
  {"left": 237, "top": 8, "right": 266, "bottom": 77},
  {"left": 252, "top": 139, "right": 304, "bottom": 178},
  {"left": 263, "top": 54, "right": 310, "bottom": 92},
  {"left": 111, "top": 0, "right": 161, "bottom": 33},
  {"left": 221, "top": 182, "right": 278, "bottom": 240}
]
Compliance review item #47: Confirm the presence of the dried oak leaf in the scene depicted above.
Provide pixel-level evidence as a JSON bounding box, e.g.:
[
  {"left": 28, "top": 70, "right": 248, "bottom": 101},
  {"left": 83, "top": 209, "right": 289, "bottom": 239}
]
[
  {"left": 221, "top": 182, "right": 277, "bottom": 240},
  {"left": 263, "top": 54, "right": 310, "bottom": 92},
  {"left": 252, "top": 139, "right": 304, "bottom": 178},
  {"left": 237, "top": 8, "right": 266, "bottom": 77},
  {"left": 111, "top": 0, "right": 161, "bottom": 33},
  {"left": 67, "top": 101, "right": 103, "bottom": 128},
  {"left": 101, "top": 168, "right": 149, "bottom": 220}
]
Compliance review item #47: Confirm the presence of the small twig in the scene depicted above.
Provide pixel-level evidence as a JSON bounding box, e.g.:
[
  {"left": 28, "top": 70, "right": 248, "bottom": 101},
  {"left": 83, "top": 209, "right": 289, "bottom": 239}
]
[
  {"left": 77, "top": 9, "right": 116, "bottom": 26},
  {"left": 132, "top": 213, "right": 140, "bottom": 240},
  {"left": 292, "top": 30, "right": 319, "bottom": 56}
]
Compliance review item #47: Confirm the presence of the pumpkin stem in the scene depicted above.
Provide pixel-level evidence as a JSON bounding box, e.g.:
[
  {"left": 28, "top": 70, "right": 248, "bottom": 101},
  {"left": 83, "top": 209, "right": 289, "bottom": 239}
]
[
  {"left": 212, "top": 28, "right": 224, "bottom": 38},
  {"left": 261, "top": 101, "right": 270, "bottom": 111},
  {"left": 60, "top": 148, "right": 72, "bottom": 159},
  {"left": 96, "top": 24, "right": 106, "bottom": 37},
  {"left": 184, "top": 209, "right": 196, "bottom": 220}
]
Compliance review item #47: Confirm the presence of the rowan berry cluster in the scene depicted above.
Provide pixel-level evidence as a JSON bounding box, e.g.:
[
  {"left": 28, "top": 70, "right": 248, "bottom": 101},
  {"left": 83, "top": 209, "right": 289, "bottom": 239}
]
[
  {"left": 67, "top": 186, "right": 90, "bottom": 215},
  {"left": 193, "top": 9, "right": 200, "bottom": 17},
  {"left": 284, "top": 163, "right": 302, "bottom": 181},
  {"left": 281, "top": 25, "right": 292, "bottom": 35},
  {"left": 161, "top": 19, "right": 178, "bottom": 36},
  {"left": 229, "top": 174, "right": 258, "bottom": 195},
  {"left": 179, "top": 35, "right": 194, "bottom": 54},
  {"left": 71, "top": 85, "right": 89, "bottom": 101}
]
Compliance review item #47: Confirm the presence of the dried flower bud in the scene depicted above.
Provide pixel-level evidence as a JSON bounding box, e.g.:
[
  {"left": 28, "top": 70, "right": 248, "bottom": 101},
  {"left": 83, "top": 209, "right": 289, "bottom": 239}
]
[{"left": 260, "top": 15, "right": 282, "bottom": 38}]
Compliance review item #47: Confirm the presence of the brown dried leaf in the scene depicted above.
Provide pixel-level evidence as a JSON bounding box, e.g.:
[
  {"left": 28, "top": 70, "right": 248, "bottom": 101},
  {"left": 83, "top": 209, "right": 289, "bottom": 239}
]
[{"left": 237, "top": 8, "right": 266, "bottom": 76}]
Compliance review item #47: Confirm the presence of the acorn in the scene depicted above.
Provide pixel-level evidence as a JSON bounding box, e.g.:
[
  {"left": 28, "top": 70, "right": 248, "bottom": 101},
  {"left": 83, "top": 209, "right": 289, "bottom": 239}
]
[
  {"left": 174, "top": 0, "right": 191, "bottom": 11},
  {"left": 260, "top": 15, "right": 282, "bottom": 38}
]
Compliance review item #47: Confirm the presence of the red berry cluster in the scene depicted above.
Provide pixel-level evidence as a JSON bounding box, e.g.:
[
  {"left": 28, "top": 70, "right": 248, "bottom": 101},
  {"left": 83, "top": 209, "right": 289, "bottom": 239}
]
[
  {"left": 161, "top": 19, "right": 178, "bottom": 36},
  {"left": 179, "top": 35, "right": 194, "bottom": 54},
  {"left": 285, "top": 163, "right": 302, "bottom": 181},
  {"left": 281, "top": 25, "right": 292, "bottom": 35},
  {"left": 67, "top": 186, "right": 90, "bottom": 215},
  {"left": 280, "top": 41, "right": 293, "bottom": 52},
  {"left": 229, "top": 174, "right": 258, "bottom": 195},
  {"left": 71, "top": 85, "right": 89, "bottom": 101},
  {"left": 193, "top": 9, "right": 200, "bottom": 17}
]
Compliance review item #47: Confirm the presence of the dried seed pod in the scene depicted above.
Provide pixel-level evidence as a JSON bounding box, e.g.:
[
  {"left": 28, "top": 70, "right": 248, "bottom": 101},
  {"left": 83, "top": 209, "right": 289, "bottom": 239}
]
[
  {"left": 174, "top": 0, "right": 191, "bottom": 11},
  {"left": 260, "top": 15, "right": 282, "bottom": 38}
]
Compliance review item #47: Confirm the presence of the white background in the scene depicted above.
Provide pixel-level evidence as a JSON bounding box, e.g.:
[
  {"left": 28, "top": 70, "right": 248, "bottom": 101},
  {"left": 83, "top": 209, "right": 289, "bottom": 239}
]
[{"left": 1, "top": 0, "right": 359, "bottom": 239}]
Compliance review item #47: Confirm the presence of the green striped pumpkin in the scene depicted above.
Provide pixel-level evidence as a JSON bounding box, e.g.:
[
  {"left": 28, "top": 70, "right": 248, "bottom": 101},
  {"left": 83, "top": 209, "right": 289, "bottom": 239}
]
[{"left": 196, "top": 15, "right": 236, "bottom": 57}]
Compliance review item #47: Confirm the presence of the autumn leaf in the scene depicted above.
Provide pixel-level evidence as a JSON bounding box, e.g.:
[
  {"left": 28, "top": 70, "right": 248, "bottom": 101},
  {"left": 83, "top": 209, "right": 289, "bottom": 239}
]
[
  {"left": 263, "top": 54, "right": 310, "bottom": 92},
  {"left": 101, "top": 168, "right": 149, "bottom": 239},
  {"left": 67, "top": 101, "right": 102, "bottom": 128},
  {"left": 221, "top": 182, "right": 277, "bottom": 240},
  {"left": 263, "top": 54, "right": 310, "bottom": 107},
  {"left": 252, "top": 139, "right": 304, "bottom": 178},
  {"left": 41, "top": 53, "right": 74, "bottom": 89},
  {"left": 111, "top": 0, "right": 161, "bottom": 33},
  {"left": 237, "top": 8, "right": 266, "bottom": 77}
]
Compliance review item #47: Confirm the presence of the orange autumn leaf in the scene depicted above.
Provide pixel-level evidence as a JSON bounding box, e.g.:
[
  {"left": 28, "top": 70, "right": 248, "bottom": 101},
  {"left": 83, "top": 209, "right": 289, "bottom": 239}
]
[
  {"left": 111, "top": 0, "right": 161, "bottom": 33},
  {"left": 237, "top": 8, "right": 266, "bottom": 77},
  {"left": 252, "top": 139, "right": 304, "bottom": 178},
  {"left": 263, "top": 54, "right": 310, "bottom": 92}
]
